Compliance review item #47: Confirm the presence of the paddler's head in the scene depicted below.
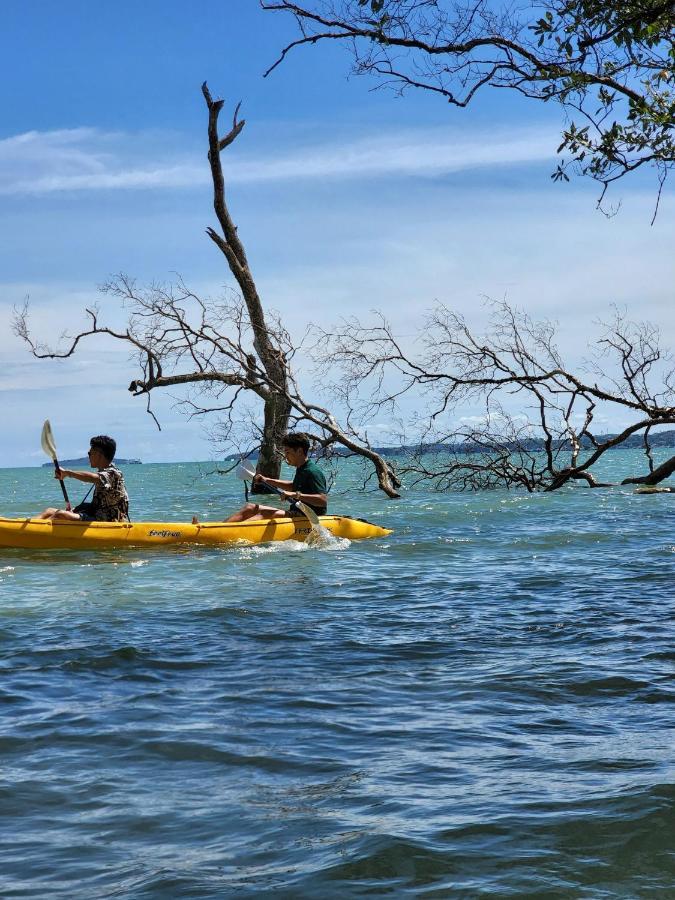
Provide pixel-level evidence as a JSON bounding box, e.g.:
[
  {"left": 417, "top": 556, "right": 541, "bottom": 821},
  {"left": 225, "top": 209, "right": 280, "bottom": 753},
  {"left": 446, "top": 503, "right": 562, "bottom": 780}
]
[
  {"left": 281, "top": 431, "right": 310, "bottom": 468},
  {"left": 88, "top": 435, "right": 116, "bottom": 469}
]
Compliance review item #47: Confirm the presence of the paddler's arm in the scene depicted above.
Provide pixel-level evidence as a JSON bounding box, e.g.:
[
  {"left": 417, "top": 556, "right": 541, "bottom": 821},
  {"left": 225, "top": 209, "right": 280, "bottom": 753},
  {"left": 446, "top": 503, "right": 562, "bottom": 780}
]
[
  {"left": 54, "top": 469, "right": 102, "bottom": 484},
  {"left": 253, "top": 474, "right": 294, "bottom": 491},
  {"left": 254, "top": 475, "right": 327, "bottom": 506},
  {"left": 279, "top": 489, "right": 327, "bottom": 506}
]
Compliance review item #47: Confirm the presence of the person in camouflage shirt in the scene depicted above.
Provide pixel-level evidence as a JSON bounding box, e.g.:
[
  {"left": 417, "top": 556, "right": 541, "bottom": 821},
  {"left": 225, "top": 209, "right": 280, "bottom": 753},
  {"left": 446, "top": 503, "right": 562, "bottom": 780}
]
[{"left": 38, "top": 435, "right": 130, "bottom": 522}]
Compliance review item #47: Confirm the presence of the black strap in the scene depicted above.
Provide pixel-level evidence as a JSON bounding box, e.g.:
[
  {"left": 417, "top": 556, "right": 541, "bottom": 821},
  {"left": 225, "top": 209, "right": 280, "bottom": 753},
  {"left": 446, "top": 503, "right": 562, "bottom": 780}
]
[
  {"left": 76, "top": 484, "right": 131, "bottom": 523},
  {"left": 79, "top": 485, "right": 94, "bottom": 505}
]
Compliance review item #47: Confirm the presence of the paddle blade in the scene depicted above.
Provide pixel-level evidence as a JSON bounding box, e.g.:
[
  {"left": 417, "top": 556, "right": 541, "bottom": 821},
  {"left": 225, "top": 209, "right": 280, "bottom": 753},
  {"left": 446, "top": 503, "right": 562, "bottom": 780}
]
[
  {"left": 41, "top": 420, "right": 58, "bottom": 461},
  {"left": 235, "top": 461, "right": 256, "bottom": 481},
  {"left": 41, "top": 419, "right": 71, "bottom": 510},
  {"left": 296, "top": 500, "right": 321, "bottom": 528}
]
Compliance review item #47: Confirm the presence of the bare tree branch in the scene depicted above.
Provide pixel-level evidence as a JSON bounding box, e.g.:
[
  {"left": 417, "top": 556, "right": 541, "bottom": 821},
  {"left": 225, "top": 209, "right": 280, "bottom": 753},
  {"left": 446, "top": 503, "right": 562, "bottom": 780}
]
[
  {"left": 312, "top": 298, "right": 675, "bottom": 491},
  {"left": 264, "top": 1, "right": 675, "bottom": 209}
]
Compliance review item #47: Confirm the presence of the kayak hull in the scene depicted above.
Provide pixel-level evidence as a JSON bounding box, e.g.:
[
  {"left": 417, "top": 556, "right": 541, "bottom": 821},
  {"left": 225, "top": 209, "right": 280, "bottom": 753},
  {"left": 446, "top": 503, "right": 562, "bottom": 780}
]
[{"left": 0, "top": 515, "right": 392, "bottom": 550}]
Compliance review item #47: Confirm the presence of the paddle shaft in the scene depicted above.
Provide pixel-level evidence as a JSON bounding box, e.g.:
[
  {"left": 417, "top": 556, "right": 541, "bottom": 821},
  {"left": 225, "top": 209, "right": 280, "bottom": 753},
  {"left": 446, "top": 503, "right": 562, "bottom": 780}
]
[
  {"left": 255, "top": 478, "right": 298, "bottom": 506},
  {"left": 52, "top": 460, "right": 72, "bottom": 510}
]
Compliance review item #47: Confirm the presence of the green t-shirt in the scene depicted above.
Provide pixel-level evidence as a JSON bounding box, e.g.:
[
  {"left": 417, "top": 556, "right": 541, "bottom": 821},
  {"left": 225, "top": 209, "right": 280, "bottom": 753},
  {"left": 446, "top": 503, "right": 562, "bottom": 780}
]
[{"left": 292, "top": 459, "right": 328, "bottom": 513}]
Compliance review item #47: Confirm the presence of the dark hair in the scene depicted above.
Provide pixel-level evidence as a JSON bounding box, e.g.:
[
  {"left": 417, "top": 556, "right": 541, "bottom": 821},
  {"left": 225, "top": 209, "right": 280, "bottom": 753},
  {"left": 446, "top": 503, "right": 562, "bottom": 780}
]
[
  {"left": 90, "top": 435, "right": 116, "bottom": 463},
  {"left": 282, "top": 431, "right": 310, "bottom": 454}
]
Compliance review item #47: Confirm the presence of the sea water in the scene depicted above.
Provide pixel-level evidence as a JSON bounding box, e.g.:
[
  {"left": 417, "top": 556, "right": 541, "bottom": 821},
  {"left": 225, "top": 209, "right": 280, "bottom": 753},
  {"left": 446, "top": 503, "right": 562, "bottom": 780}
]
[{"left": 1, "top": 453, "right": 674, "bottom": 897}]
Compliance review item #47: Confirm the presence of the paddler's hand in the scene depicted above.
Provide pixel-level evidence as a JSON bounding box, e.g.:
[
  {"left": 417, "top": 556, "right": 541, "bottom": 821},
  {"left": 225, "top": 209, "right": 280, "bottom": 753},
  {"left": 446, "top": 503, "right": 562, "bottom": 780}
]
[
  {"left": 280, "top": 489, "right": 299, "bottom": 503},
  {"left": 54, "top": 468, "right": 70, "bottom": 481},
  {"left": 253, "top": 473, "right": 267, "bottom": 486}
]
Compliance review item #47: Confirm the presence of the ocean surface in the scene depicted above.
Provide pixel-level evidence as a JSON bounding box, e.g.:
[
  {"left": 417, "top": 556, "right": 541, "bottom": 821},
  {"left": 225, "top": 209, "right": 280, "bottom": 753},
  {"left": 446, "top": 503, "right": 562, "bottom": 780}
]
[{"left": 1, "top": 453, "right": 674, "bottom": 898}]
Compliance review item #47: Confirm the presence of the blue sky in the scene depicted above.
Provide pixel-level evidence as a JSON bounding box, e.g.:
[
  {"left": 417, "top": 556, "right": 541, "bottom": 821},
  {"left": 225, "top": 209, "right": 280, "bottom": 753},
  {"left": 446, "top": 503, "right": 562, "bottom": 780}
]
[{"left": 1, "top": 1, "right": 673, "bottom": 467}]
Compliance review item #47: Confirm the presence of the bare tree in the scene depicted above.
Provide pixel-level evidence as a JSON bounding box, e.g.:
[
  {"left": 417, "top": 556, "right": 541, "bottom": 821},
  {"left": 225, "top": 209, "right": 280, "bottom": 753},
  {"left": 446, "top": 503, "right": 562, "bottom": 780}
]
[
  {"left": 14, "top": 83, "right": 401, "bottom": 499},
  {"left": 315, "top": 300, "right": 675, "bottom": 491},
  {"left": 203, "top": 81, "right": 289, "bottom": 482},
  {"left": 264, "top": 0, "right": 675, "bottom": 214}
]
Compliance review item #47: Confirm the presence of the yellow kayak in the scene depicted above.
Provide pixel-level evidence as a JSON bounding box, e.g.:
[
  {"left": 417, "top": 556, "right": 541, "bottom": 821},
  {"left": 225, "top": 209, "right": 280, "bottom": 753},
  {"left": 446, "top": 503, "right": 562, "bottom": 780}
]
[{"left": 0, "top": 515, "right": 392, "bottom": 550}]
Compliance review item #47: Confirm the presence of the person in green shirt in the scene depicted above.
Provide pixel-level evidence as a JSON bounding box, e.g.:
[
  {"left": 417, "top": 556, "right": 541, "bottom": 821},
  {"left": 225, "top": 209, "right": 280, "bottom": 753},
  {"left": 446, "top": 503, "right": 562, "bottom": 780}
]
[{"left": 226, "top": 432, "right": 328, "bottom": 523}]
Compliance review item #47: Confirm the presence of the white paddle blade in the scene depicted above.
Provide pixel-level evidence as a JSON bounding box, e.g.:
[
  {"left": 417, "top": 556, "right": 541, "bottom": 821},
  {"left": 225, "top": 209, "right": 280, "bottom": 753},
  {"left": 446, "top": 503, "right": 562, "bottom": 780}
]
[
  {"left": 41, "top": 419, "right": 58, "bottom": 461},
  {"left": 235, "top": 461, "right": 256, "bottom": 481}
]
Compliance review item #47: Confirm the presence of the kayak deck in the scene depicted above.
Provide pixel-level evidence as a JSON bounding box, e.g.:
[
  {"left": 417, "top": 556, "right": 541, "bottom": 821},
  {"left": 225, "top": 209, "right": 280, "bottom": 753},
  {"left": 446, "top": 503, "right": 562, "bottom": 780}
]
[{"left": 0, "top": 515, "right": 392, "bottom": 550}]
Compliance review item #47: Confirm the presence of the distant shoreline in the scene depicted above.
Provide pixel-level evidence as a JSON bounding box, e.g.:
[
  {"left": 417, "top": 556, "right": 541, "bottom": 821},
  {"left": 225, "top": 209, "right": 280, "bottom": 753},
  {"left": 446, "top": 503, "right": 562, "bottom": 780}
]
[
  {"left": 225, "top": 431, "right": 675, "bottom": 462},
  {"left": 0, "top": 436, "right": 673, "bottom": 470},
  {"left": 40, "top": 458, "right": 143, "bottom": 468}
]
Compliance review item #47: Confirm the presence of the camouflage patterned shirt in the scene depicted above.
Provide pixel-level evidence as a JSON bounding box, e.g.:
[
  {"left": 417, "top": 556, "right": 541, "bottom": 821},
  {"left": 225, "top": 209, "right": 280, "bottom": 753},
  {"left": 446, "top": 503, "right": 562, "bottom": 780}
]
[{"left": 91, "top": 464, "right": 129, "bottom": 521}]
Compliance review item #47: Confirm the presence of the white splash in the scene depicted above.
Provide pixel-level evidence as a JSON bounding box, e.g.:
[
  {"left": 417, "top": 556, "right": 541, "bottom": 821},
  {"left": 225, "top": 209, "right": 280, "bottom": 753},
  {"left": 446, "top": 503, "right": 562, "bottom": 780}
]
[
  {"left": 238, "top": 540, "right": 310, "bottom": 558},
  {"left": 237, "top": 528, "right": 351, "bottom": 557},
  {"left": 305, "top": 525, "right": 351, "bottom": 552}
]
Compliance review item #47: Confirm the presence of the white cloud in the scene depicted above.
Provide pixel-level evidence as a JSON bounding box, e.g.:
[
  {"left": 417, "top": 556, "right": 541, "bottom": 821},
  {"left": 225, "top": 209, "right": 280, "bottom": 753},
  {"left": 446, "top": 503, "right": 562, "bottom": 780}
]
[
  {"left": 0, "top": 125, "right": 556, "bottom": 195},
  {"left": 229, "top": 128, "right": 555, "bottom": 183},
  {"left": 0, "top": 128, "right": 204, "bottom": 194}
]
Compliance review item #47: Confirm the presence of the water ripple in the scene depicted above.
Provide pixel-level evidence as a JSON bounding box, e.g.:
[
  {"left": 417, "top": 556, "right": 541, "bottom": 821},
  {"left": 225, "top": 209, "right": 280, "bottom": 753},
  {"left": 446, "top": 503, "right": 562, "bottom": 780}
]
[{"left": 1, "top": 458, "right": 675, "bottom": 896}]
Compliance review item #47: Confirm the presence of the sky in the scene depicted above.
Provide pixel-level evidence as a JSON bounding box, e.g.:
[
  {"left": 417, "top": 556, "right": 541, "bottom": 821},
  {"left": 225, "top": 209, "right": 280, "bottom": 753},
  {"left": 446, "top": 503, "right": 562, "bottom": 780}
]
[{"left": 1, "top": 0, "right": 673, "bottom": 467}]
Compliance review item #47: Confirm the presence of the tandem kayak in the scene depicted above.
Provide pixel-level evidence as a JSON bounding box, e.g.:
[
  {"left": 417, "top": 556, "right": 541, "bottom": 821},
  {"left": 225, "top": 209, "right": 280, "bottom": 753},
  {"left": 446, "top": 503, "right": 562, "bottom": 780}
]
[{"left": 0, "top": 515, "right": 392, "bottom": 550}]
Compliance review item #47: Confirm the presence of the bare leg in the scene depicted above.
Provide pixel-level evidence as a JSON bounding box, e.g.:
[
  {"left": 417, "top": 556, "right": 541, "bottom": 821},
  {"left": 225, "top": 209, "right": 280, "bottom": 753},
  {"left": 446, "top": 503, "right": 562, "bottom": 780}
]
[
  {"left": 37, "top": 507, "right": 59, "bottom": 519},
  {"left": 226, "top": 503, "right": 286, "bottom": 523},
  {"left": 37, "top": 508, "right": 83, "bottom": 521},
  {"left": 51, "top": 510, "right": 84, "bottom": 521}
]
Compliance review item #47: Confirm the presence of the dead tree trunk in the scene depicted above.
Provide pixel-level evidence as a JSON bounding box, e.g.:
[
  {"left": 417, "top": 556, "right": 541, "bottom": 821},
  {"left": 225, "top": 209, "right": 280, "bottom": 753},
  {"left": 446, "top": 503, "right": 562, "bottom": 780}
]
[
  {"left": 258, "top": 393, "right": 292, "bottom": 480},
  {"left": 202, "top": 82, "right": 290, "bottom": 488},
  {"left": 622, "top": 454, "right": 675, "bottom": 486}
]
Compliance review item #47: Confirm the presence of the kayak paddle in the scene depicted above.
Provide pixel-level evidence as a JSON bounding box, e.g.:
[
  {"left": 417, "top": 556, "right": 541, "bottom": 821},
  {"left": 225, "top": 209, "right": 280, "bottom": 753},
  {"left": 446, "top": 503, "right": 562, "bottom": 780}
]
[
  {"left": 236, "top": 461, "right": 321, "bottom": 528},
  {"left": 41, "top": 420, "right": 72, "bottom": 511}
]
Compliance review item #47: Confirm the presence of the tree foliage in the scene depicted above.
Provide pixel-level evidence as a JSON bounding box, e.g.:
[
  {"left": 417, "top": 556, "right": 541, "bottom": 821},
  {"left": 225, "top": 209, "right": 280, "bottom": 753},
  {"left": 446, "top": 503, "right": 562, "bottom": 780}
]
[{"left": 265, "top": 0, "right": 675, "bottom": 211}]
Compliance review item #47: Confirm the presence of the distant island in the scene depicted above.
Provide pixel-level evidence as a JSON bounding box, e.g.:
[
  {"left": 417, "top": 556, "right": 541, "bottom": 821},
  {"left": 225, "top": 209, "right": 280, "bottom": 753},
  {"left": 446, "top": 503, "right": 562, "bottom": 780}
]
[
  {"left": 225, "top": 430, "right": 675, "bottom": 462},
  {"left": 370, "top": 431, "right": 675, "bottom": 456},
  {"left": 42, "top": 458, "right": 142, "bottom": 467}
]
